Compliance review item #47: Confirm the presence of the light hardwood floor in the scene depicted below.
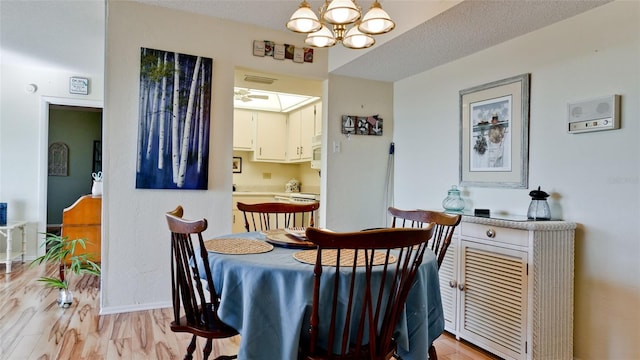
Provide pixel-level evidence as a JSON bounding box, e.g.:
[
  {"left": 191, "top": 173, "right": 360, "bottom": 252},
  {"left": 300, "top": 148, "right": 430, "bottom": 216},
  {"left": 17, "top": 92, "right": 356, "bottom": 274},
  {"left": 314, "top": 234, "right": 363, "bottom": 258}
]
[{"left": 0, "top": 262, "right": 499, "bottom": 360}]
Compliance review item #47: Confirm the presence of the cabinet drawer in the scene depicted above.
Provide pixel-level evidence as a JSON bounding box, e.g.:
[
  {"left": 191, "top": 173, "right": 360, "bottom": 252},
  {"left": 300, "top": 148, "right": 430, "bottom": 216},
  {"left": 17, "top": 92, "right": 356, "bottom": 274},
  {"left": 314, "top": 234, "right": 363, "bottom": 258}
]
[{"left": 461, "top": 222, "right": 528, "bottom": 247}]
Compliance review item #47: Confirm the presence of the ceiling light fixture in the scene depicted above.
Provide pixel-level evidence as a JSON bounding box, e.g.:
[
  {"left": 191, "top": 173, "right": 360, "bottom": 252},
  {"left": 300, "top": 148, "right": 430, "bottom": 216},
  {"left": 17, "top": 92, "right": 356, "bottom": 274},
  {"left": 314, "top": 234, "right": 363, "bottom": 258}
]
[{"left": 286, "top": 0, "right": 395, "bottom": 50}]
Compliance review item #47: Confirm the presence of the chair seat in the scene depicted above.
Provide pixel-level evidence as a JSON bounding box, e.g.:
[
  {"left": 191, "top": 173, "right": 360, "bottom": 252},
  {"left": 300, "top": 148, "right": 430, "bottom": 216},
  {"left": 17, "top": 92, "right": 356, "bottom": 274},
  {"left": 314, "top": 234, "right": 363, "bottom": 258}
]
[{"left": 170, "top": 306, "right": 238, "bottom": 339}]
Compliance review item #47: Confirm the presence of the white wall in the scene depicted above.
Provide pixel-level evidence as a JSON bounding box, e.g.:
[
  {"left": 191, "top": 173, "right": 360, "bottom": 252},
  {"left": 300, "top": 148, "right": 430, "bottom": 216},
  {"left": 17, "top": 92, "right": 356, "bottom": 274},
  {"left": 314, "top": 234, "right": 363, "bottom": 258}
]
[
  {"left": 393, "top": 2, "right": 639, "bottom": 359},
  {"left": 102, "top": 1, "right": 328, "bottom": 312},
  {"left": 0, "top": 65, "right": 104, "bottom": 255},
  {"left": 0, "top": 0, "right": 105, "bottom": 257},
  {"left": 323, "top": 75, "right": 394, "bottom": 231}
]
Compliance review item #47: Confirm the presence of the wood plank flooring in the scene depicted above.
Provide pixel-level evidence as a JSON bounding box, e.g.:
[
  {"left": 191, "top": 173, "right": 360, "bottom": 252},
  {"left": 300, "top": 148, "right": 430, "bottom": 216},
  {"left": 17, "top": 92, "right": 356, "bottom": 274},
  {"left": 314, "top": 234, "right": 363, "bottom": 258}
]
[{"left": 0, "top": 261, "right": 499, "bottom": 360}]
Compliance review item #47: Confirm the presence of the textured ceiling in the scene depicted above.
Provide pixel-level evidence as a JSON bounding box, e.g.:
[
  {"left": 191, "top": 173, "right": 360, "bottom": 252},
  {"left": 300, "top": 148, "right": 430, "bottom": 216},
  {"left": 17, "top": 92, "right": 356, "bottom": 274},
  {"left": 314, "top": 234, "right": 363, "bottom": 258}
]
[
  {"left": 331, "top": 0, "right": 611, "bottom": 81},
  {"left": 0, "top": 0, "right": 611, "bottom": 83},
  {"left": 134, "top": 0, "right": 611, "bottom": 82}
]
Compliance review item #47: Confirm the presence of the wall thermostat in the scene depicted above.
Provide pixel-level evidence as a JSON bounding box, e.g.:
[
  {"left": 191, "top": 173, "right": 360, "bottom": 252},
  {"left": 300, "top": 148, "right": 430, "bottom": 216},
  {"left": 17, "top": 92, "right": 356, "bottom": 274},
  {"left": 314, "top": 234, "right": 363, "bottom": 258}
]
[
  {"left": 69, "top": 76, "right": 89, "bottom": 95},
  {"left": 567, "top": 95, "right": 620, "bottom": 133}
]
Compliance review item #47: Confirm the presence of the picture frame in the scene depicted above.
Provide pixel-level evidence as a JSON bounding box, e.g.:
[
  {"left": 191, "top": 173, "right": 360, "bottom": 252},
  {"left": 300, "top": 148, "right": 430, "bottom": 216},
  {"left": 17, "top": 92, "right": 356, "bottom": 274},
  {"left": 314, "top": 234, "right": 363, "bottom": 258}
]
[
  {"left": 459, "top": 73, "right": 530, "bottom": 188},
  {"left": 69, "top": 76, "right": 89, "bottom": 95},
  {"left": 232, "top": 157, "right": 242, "bottom": 173},
  {"left": 135, "top": 48, "right": 212, "bottom": 190}
]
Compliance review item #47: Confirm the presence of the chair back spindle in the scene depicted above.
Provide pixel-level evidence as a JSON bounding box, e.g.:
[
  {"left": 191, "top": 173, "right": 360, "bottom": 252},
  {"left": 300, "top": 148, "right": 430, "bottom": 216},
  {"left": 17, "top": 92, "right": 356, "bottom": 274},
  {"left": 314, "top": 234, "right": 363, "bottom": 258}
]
[{"left": 237, "top": 202, "right": 319, "bottom": 232}]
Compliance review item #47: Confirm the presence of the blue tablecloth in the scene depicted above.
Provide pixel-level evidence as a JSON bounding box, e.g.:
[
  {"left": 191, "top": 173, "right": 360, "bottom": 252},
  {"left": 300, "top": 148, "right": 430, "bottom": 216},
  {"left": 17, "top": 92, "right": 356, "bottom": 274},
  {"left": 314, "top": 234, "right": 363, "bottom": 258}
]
[{"left": 196, "top": 231, "right": 444, "bottom": 360}]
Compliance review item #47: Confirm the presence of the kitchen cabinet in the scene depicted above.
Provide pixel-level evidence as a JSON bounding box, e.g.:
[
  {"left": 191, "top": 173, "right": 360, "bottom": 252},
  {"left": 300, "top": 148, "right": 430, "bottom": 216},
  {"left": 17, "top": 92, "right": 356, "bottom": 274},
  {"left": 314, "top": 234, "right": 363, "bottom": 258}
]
[
  {"left": 253, "top": 112, "right": 287, "bottom": 162},
  {"left": 287, "top": 104, "right": 314, "bottom": 162},
  {"left": 439, "top": 216, "right": 575, "bottom": 360},
  {"left": 313, "top": 102, "right": 322, "bottom": 136},
  {"left": 233, "top": 109, "right": 254, "bottom": 151}
]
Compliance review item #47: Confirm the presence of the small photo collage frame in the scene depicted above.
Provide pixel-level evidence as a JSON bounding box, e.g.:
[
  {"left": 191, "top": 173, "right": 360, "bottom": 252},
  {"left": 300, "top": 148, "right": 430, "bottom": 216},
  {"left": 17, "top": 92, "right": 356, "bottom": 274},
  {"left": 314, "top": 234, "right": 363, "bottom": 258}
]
[{"left": 253, "top": 40, "right": 313, "bottom": 63}]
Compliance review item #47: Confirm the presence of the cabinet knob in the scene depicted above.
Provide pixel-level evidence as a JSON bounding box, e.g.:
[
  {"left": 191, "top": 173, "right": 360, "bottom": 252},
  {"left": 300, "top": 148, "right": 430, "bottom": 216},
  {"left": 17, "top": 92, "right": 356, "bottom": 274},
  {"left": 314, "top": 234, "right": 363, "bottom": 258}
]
[
  {"left": 449, "top": 280, "right": 457, "bottom": 288},
  {"left": 458, "top": 283, "right": 465, "bottom": 291},
  {"left": 486, "top": 228, "right": 496, "bottom": 238}
]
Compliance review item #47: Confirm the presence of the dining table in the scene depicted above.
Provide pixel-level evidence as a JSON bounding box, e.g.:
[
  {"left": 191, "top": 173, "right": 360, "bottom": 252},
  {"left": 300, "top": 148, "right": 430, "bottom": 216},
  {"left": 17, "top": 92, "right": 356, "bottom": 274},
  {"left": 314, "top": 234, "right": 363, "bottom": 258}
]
[{"left": 195, "top": 230, "right": 444, "bottom": 360}]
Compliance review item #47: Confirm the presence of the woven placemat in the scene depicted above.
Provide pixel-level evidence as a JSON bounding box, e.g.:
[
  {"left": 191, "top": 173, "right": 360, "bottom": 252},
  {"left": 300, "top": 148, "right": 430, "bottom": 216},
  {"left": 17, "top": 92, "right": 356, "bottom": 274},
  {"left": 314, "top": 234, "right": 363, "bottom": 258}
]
[
  {"left": 204, "top": 238, "right": 273, "bottom": 255},
  {"left": 293, "top": 249, "right": 396, "bottom": 267}
]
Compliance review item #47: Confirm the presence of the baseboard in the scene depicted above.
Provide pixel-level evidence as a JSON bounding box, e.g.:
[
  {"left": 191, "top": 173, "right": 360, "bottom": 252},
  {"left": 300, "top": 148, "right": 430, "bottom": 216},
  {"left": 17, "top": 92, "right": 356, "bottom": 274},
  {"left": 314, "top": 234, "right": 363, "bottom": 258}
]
[{"left": 99, "top": 301, "right": 172, "bottom": 315}]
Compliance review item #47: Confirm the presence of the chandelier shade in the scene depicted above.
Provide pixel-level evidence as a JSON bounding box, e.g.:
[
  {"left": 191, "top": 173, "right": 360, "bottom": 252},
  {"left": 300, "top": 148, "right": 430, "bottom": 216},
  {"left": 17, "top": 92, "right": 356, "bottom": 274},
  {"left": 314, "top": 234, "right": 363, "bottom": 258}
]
[
  {"left": 305, "top": 25, "right": 338, "bottom": 48},
  {"left": 287, "top": 0, "right": 394, "bottom": 49},
  {"left": 286, "top": 1, "right": 322, "bottom": 33},
  {"left": 358, "top": 2, "right": 395, "bottom": 34},
  {"left": 342, "top": 25, "right": 375, "bottom": 49},
  {"left": 324, "top": 0, "right": 360, "bottom": 25}
]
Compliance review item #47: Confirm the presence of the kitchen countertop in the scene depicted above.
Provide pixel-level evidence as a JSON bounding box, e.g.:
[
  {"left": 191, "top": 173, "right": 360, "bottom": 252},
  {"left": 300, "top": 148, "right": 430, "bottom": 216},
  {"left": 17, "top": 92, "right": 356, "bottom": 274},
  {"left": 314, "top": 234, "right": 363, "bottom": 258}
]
[
  {"left": 233, "top": 191, "right": 319, "bottom": 198},
  {"left": 233, "top": 191, "right": 286, "bottom": 196}
]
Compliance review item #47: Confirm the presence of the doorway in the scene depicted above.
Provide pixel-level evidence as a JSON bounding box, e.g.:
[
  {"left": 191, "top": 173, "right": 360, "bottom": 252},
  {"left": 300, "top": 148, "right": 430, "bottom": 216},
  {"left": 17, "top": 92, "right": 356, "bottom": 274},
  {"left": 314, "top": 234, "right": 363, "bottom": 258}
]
[
  {"left": 38, "top": 97, "right": 103, "bottom": 256},
  {"left": 47, "top": 105, "right": 102, "bottom": 234}
]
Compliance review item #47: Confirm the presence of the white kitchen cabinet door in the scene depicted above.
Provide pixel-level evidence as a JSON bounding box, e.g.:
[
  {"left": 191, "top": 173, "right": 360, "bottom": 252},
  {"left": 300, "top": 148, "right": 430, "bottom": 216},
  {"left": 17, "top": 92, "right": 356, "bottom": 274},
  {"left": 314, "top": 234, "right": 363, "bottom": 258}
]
[
  {"left": 287, "top": 105, "right": 314, "bottom": 162},
  {"left": 313, "top": 102, "right": 322, "bottom": 136},
  {"left": 233, "top": 109, "right": 254, "bottom": 151},
  {"left": 253, "top": 112, "right": 287, "bottom": 162},
  {"left": 287, "top": 109, "right": 302, "bottom": 161},
  {"left": 299, "top": 104, "right": 314, "bottom": 160}
]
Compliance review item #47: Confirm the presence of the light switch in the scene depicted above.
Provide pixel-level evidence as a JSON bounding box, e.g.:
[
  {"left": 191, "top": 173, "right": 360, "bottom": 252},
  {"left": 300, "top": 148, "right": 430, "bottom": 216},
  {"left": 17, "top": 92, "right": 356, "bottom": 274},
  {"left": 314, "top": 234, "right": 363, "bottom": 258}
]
[{"left": 333, "top": 141, "right": 341, "bottom": 153}]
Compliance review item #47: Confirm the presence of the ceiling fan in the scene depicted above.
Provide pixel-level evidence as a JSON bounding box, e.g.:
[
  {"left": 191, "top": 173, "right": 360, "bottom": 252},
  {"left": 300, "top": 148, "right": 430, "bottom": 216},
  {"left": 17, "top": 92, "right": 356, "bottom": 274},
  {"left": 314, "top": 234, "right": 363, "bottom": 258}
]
[{"left": 234, "top": 88, "right": 269, "bottom": 102}]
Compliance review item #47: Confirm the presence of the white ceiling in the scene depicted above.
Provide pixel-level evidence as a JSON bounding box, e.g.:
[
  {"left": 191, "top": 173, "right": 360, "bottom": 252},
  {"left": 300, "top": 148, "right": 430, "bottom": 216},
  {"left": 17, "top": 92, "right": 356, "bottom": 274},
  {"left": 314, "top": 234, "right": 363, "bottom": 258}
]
[
  {"left": 0, "top": 0, "right": 611, "bottom": 83},
  {"left": 130, "top": 0, "right": 611, "bottom": 82}
]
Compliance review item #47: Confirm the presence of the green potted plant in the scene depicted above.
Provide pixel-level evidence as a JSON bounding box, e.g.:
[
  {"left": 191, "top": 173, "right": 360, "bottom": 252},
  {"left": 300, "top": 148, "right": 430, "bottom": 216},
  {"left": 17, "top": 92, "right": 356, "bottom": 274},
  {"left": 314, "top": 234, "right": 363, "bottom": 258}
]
[{"left": 31, "top": 233, "right": 101, "bottom": 308}]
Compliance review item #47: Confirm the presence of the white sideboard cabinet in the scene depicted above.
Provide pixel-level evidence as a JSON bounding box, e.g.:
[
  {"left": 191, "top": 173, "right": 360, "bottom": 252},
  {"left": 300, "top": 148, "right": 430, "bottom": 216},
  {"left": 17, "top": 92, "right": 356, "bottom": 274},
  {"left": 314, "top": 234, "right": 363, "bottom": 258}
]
[{"left": 438, "top": 215, "right": 576, "bottom": 360}]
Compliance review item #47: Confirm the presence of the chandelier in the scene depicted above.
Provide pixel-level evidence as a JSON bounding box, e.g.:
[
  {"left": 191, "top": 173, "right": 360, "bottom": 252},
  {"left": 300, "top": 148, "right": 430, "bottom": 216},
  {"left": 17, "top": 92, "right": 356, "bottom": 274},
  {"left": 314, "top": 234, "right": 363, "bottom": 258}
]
[{"left": 286, "top": 0, "right": 395, "bottom": 49}]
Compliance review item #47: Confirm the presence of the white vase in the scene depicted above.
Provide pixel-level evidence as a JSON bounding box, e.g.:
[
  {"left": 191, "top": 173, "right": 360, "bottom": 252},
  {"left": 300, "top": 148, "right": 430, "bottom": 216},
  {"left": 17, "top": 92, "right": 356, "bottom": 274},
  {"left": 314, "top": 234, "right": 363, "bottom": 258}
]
[
  {"left": 91, "top": 181, "right": 102, "bottom": 196},
  {"left": 58, "top": 288, "right": 73, "bottom": 308}
]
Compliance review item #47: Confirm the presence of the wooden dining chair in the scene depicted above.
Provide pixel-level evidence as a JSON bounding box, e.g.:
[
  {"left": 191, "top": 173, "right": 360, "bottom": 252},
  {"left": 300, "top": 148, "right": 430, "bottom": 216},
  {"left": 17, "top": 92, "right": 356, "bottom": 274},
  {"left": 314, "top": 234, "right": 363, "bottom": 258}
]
[
  {"left": 301, "top": 226, "right": 434, "bottom": 360},
  {"left": 236, "top": 201, "right": 319, "bottom": 232},
  {"left": 165, "top": 206, "right": 238, "bottom": 360},
  {"left": 388, "top": 207, "right": 461, "bottom": 360},
  {"left": 388, "top": 207, "right": 461, "bottom": 270}
]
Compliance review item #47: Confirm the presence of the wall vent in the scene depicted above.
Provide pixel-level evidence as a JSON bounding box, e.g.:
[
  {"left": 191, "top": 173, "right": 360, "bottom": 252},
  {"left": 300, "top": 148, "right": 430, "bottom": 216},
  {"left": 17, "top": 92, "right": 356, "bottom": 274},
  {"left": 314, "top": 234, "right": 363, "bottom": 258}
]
[{"left": 244, "top": 75, "right": 276, "bottom": 84}]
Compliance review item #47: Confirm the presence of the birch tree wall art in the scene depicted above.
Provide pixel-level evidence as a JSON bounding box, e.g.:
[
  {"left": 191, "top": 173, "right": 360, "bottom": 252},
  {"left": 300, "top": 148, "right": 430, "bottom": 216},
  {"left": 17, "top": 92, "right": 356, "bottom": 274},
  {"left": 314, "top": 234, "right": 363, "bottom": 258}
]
[{"left": 136, "top": 48, "right": 213, "bottom": 190}]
